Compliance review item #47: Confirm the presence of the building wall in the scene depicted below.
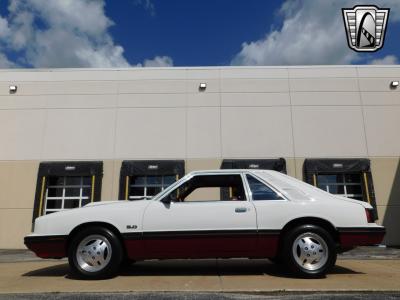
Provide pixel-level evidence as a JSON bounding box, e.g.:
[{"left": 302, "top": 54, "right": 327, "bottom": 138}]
[{"left": 0, "top": 66, "right": 399, "bottom": 248}]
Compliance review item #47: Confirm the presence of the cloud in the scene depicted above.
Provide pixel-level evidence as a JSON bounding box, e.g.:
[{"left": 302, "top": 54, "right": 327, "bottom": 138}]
[
  {"left": 0, "top": 0, "right": 171, "bottom": 68},
  {"left": 369, "top": 55, "right": 398, "bottom": 65},
  {"left": 232, "top": 0, "right": 400, "bottom": 66},
  {"left": 140, "top": 56, "right": 174, "bottom": 67},
  {"left": 133, "top": 0, "right": 156, "bottom": 17},
  {"left": 1, "top": 0, "right": 130, "bottom": 68}
]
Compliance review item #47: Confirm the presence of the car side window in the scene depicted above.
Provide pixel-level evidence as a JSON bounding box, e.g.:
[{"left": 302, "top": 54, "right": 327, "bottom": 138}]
[
  {"left": 164, "top": 174, "right": 247, "bottom": 202},
  {"left": 246, "top": 174, "right": 283, "bottom": 201}
]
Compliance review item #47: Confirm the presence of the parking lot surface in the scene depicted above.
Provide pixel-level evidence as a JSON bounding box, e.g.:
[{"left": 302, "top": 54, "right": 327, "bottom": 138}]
[{"left": 0, "top": 258, "right": 400, "bottom": 294}]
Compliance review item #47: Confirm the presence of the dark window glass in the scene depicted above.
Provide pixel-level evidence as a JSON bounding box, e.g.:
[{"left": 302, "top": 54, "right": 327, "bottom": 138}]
[
  {"left": 64, "top": 199, "right": 80, "bottom": 209},
  {"left": 65, "top": 188, "right": 81, "bottom": 197},
  {"left": 65, "top": 177, "right": 81, "bottom": 186},
  {"left": 246, "top": 175, "right": 283, "bottom": 201}
]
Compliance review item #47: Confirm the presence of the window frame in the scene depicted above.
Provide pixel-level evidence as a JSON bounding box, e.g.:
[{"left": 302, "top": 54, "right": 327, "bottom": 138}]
[
  {"left": 119, "top": 160, "right": 184, "bottom": 201},
  {"left": 243, "top": 173, "right": 288, "bottom": 202},
  {"left": 32, "top": 161, "right": 103, "bottom": 223},
  {"left": 159, "top": 172, "right": 251, "bottom": 203}
]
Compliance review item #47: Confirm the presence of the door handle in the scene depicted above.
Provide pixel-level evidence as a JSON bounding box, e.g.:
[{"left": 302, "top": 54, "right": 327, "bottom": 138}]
[{"left": 235, "top": 207, "right": 247, "bottom": 213}]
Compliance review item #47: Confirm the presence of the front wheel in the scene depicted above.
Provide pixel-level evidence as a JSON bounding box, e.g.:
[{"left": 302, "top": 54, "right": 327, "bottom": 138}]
[
  {"left": 68, "top": 227, "right": 123, "bottom": 279},
  {"left": 283, "top": 225, "right": 337, "bottom": 278}
]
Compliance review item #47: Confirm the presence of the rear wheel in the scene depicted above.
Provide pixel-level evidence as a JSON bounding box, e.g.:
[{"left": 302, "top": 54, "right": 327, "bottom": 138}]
[
  {"left": 283, "top": 225, "right": 336, "bottom": 278},
  {"left": 68, "top": 227, "right": 123, "bottom": 279}
]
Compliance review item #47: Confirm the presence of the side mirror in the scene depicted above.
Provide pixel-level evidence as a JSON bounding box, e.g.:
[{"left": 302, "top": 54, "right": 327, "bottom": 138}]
[{"left": 161, "top": 194, "right": 172, "bottom": 204}]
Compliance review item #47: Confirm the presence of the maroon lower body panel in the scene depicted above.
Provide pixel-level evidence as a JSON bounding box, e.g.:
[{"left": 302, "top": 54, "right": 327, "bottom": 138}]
[
  {"left": 338, "top": 227, "right": 386, "bottom": 249},
  {"left": 24, "top": 235, "right": 67, "bottom": 259},
  {"left": 123, "top": 230, "right": 280, "bottom": 260}
]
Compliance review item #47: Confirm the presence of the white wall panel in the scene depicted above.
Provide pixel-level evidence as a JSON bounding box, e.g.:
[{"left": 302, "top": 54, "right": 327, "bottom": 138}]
[
  {"left": 0, "top": 110, "right": 46, "bottom": 160},
  {"left": 361, "top": 92, "right": 400, "bottom": 106},
  {"left": 292, "top": 106, "right": 367, "bottom": 157},
  {"left": 118, "top": 80, "right": 186, "bottom": 94},
  {"left": 221, "top": 78, "right": 289, "bottom": 93},
  {"left": 118, "top": 93, "right": 186, "bottom": 108},
  {"left": 221, "top": 93, "right": 289, "bottom": 107},
  {"left": 115, "top": 108, "right": 186, "bottom": 159},
  {"left": 290, "top": 78, "right": 358, "bottom": 92},
  {"left": 221, "top": 106, "right": 294, "bottom": 157},
  {"left": 290, "top": 92, "right": 360, "bottom": 106},
  {"left": 43, "top": 109, "right": 116, "bottom": 159},
  {"left": 364, "top": 106, "right": 400, "bottom": 156},
  {"left": 187, "top": 107, "right": 221, "bottom": 158},
  {"left": 288, "top": 67, "right": 357, "bottom": 78}
]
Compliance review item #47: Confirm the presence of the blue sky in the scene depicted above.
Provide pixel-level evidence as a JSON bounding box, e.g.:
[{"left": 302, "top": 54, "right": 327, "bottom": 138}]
[{"left": 0, "top": 0, "right": 399, "bottom": 68}]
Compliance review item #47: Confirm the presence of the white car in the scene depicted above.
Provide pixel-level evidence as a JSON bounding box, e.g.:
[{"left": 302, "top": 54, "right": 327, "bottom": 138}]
[{"left": 25, "top": 170, "right": 385, "bottom": 279}]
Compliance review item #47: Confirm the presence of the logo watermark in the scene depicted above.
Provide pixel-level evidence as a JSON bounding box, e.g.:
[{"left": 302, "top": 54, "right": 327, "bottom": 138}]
[{"left": 342, "top": 5, "right": 389, "bottom": 52}]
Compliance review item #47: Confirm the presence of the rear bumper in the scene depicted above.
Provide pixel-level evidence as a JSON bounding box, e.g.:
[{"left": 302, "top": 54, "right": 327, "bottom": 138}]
[
  {"left": 24, "top": 235, "right": 67, "bottom": 259},
  {"left": 338, "top": 227, "right": 386, "bottom": 249}
]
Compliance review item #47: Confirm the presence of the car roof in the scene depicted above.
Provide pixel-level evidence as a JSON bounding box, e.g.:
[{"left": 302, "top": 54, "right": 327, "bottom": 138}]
[{"left": 186, "top": 169, "right": 278, "bottom": 176}]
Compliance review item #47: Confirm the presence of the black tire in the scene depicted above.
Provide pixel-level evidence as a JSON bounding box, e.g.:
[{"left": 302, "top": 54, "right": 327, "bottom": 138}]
[
  {"left": 282, "top": 224, "right": 337, "bottom": 278},
  {"left": 68, "top": 226, "right": 123, "bottom": 279}
]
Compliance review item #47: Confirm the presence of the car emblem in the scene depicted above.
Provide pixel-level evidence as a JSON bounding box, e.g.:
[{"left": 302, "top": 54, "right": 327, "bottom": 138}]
[{"left": 342, "top": 5, "right": 389, "bottom": 52}]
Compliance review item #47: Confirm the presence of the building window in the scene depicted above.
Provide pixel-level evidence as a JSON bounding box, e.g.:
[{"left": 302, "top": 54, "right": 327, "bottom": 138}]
[
  {"left": 303, "top": 158, "right": 377, "bottom": 217},
  {"left": 128, "top": 175, "right": 176, "bottom": 200},
  {"left": 316, "top": 174, "right": 363, "bottom": 201},
  {"left": 44, "top": 176, "right": 92, "bottom": 214},
  {"left": 119, "top": 160, "right": 185, "bottom": 200},
  {"left": 33, "top": 162, "right": 103, "bottom": 221}
]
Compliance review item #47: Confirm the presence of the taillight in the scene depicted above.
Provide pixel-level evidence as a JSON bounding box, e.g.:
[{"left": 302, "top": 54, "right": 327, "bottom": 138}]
[{"left": 365, "top": 208, "right": 374, "bottom": 223}]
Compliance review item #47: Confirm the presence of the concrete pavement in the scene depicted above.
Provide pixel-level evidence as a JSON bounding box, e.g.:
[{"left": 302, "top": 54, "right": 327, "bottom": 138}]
[{"left": 1, "top": 258, "right": 400, "bottom": 294}]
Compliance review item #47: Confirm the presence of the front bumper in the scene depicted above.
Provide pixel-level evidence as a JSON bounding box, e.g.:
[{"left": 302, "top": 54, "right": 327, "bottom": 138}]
[
  {"left": 338, "top": 226, "right": 386, "bottom": 249},
  {"left": 24, "top": 235, "right": 68, "bottom": 259}
]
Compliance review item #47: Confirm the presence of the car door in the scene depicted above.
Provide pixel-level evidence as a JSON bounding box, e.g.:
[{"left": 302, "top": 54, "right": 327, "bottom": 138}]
[
  {"left": 244, "top": 173, "right": 290, "bottom": 257},
  {"left": 141, "top": 173, "right": 257, "bottom": 259}
]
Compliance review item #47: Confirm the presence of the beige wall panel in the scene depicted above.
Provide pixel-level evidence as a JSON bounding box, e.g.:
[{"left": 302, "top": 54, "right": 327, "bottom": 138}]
[
  {"left": 377, "top": 205, "right": 400, "bottom": 246},
  {"left": 358, "top": 78, "right": 399, "bottom": 92},
  {"left": 117, "top": 69, "right": 186, "bottom": 80},
  {"left": 0, "top": 95, "right": 46, "bottom": 110},
  {"left": 284, "top": 158, "right": 296, "bottom": 178},
  {"left": 290, "top": 92, "right": 360, "bottom": 106},
  {"left": 118, "top": 93, "right": 186, "bottom": 108},
  {"left": 0, "top": 208, "right": 33, "bottom": 248},
  {"left": 187, "top": 107, "right": 221, "bottom": 158},
  {"left": 220, "top": 68, "right": 288, "bottom": 79},
  {"left": 294, "top": 158, "right": 306, "bottom": 181},
  {"left": 221, "top": 107, "right": 294, "bottom": 158},
  {"left": 186, "top": 69, "right": 220, "bottom": 79},
  {"left": 292, "top": 106, "right": 367, "bottom": 157},
  {"left": 111, "top": 160, "right": 122, "bottom": 200},
  {"left": 186, "top": 79, "right": 219, "bottom": 93},
  {"left": 45, "top": 94, "right": 117, "bottom": 109},
  {"left": 187, "top": 93, "right": 220, "bottom": 107},
  {"left": 101, "top": 160, "right": 117, "bottom": 201},
  {"left": 185, "top": 159, "right": 222, "bottom": 173},
  {"left": 221, "top": 79, "right": 289, "bottom": 93},
  {"left": 115, "top": 108, "right": 186, "bottom": 159},
  {"left": 0, "top": 161, "right": 38, "bottom": 209},
  {"left": 288, "top": 67, "right": 357, "bottom": 78},
  {"left": 357, "top": 66, "right": 400, "bottom": 78},
  {"left": 363, "top": 106, "right": 400, "bottom": 156},
  {"left": 43, "top": 109, "right": 116, "bottom": 160},
  {"left": 221, "top": 92, "right": 290, "bottom": 107},
  {"left": 0, "top": 110, "right": 45, "bottom": 160},
  {"left": 370, "top": 158, "right": 400, "bottom": 207},
  {"left": 118, "top": 80, "right": 186, "bottom": 94},
  {"left": 361, "top": 92, "right": 400, "bottom": 106},
  {"left": 289, "top": 78, "right": 358, "bottom": 92}
]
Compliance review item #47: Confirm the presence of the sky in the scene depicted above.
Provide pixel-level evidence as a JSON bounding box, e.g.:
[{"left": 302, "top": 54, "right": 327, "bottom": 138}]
[{"left": 0, "top": 0, "right": 399, "bottom": 68}]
